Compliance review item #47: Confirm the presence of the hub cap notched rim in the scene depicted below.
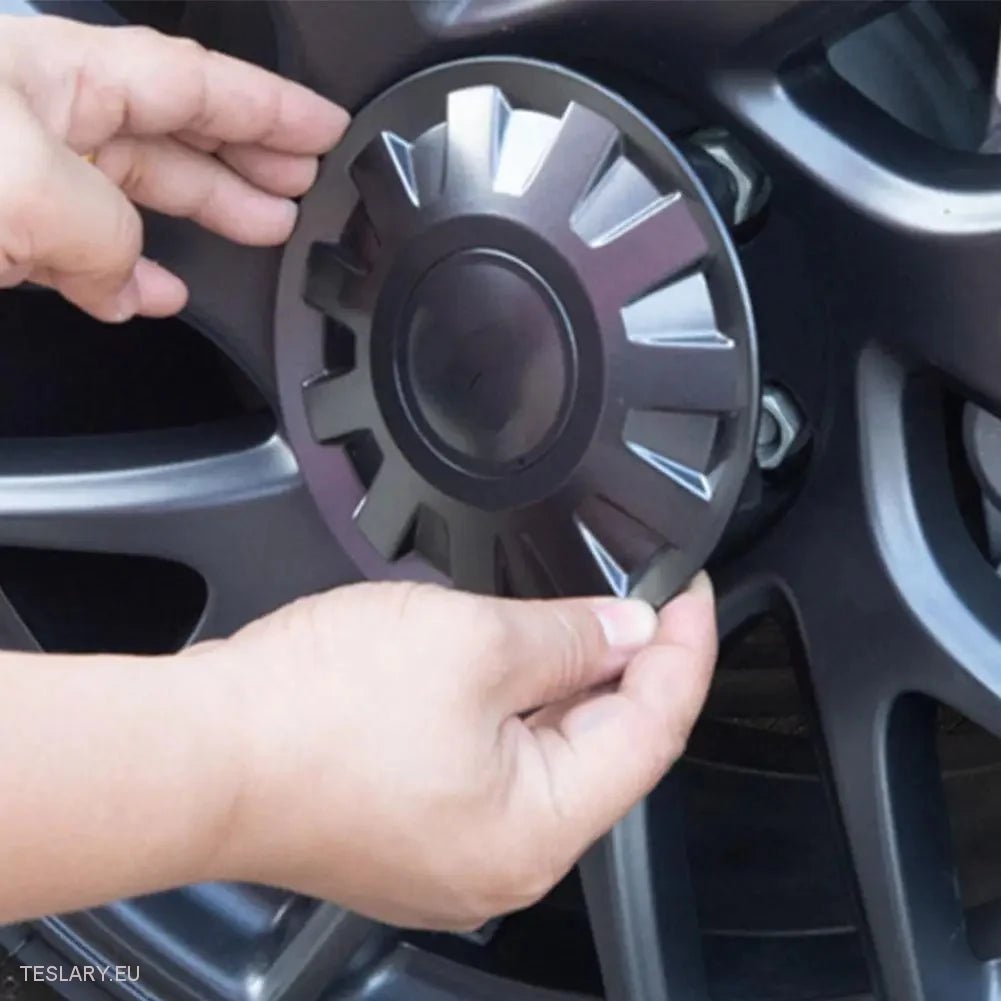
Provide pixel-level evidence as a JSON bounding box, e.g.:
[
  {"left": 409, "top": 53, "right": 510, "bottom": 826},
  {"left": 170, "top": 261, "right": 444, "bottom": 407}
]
[{"left": 276, "top": 58, "right": 758, "bottom": 601}]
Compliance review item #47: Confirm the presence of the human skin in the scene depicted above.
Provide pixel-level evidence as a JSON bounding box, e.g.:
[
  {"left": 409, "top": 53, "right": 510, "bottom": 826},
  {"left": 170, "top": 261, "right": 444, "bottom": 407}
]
[{"left": 0, "top": 15, "right": 719, "bottom": 931}]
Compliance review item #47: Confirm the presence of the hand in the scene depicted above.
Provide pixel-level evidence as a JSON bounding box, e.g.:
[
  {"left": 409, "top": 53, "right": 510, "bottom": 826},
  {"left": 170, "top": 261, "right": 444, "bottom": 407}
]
[
  {"left": 202, "top": 577, "right": 716, "bottom": 930},
  {"left": 0, "top": 15, "right": 348, "bottom": 321}
]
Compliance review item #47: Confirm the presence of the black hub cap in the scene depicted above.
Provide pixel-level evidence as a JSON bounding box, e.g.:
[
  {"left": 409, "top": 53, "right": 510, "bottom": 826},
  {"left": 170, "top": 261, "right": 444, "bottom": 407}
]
[{"left": 276, "top": 58, "right": 758, "bottom": 601}]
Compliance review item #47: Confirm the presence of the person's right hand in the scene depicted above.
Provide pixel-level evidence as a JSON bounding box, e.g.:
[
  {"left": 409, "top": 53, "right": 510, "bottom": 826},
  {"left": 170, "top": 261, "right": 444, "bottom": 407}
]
[
  {"left": 196, "top": 577, "right": 716, "bottom": 931},
  {"left": 0, "top": 14, "right": 348, "bottom": 322}
]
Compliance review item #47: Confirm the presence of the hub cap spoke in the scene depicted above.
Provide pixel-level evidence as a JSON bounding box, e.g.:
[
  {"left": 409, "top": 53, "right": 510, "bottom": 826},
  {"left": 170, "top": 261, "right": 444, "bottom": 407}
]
[
  {"left": 523, "top": 102, "right": 620, "bottom": 217},
  {"left": 351, "top": 132, "right": 424, "bottom": 240},
  {"left": 0, "top": 588, "right": 38, "bottom": 651},
  {"left": 578, "top": 194, "right": 709, "bottom": 307}
]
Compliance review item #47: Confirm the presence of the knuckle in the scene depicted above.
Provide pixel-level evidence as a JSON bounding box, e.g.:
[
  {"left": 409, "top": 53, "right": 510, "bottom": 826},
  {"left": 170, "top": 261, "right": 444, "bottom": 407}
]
[
  {"left": 470, "top": 602, "right": 515, "bottom": 690},
  {"left": 0, "top": 116, "right": 50, "bottom": 270},
  {"left": 169, "top": 36, "right": 211, "bottom": 85},
  {"left": 104, "top": 201, "right": 143, "bottom": 274},
  {"left": 476, "top": 602, "right": 512, "bottom": 654},
  {"left": 102, "top": 140, "right": 145, "bottom": 197},
  {"left": 551, "top": 606, "right": 589, "bottom": 684},
  {"left": 171, "top": 34, "right": 207, "bottom": 59},
  {"left": 120, "top": 24, "right": 162, "bottom": 50},
  {"left": 381, "top": 580, "right": 442, "bottom": 624},
  {"left": 0, "top": 118, "right": 49, "bottom": 211}
]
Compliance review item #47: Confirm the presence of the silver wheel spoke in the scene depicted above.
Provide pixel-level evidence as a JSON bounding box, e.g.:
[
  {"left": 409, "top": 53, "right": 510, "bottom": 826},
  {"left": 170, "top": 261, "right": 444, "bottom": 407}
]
[{"left": 0, "top": 424, "right": 353, "bottom": 643}]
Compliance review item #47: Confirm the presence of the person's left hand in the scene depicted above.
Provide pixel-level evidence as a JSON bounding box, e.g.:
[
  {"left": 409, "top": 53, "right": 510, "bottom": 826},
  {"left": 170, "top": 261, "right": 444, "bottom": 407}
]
[{"left": 0, "top": 15, "right": 348, "bottom": 321}]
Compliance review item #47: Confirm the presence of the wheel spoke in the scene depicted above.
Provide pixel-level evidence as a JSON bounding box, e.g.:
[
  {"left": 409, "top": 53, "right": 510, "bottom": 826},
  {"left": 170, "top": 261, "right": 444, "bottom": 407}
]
[
  {"left": 715, "top": 346, "right": 1001, "bottom": 1000},
  {"left": 256, "top": 904, "right": 388, "bottom": 1001},
  {"left": 273, "top": 1, "right": 877, "bottom": 110},
  {"left": 706, "top": 0, "right": 879, "bottom": 72},
  {"left": 0, "top": 423, "right": 354, "bottom": 642},
  {"left": 143, "top": 214, "right": 282, "bottom": 404},
  {"left": 720, "top": 62, "right": 1001, "bottom": 408},
  {"left": 337, "top": 942, "right": 587, "bottom": 1001},
  {"left": 46, "top": 899, "right": 383, "bottom": 1001},
  {"left": 749, "top": 559, "right": 990, "bottom": 1001},
  {"left": 854, "top": 348, "right": 1001, "bottom": 732},
  {"left": 581, "top": 786, "right": 708, "bottom": 1001}
]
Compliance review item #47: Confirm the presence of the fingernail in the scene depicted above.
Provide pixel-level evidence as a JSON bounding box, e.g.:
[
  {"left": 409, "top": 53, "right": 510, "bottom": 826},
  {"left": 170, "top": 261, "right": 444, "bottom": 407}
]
[
  {"left": 279, "top": 197, "right": 299, "bottom": 228},
  {"left": 594, "top": 599, "right": 658, "bottom": 651},
  {"left": 689, "top": 570, "right": 713, "bottom": 596}
]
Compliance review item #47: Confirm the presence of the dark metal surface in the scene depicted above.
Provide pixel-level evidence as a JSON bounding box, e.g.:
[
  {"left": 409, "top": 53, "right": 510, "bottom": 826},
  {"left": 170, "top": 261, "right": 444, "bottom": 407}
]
[{"left": 3, "top": 2, "right": 1001, "bottom": 1001}]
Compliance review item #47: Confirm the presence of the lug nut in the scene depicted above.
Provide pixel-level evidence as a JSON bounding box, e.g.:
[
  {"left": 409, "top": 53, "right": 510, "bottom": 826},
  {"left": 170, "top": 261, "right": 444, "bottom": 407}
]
[
  {"left": 756, "top": 385, "right": 805, "bottom": 471},
  {"left": 689, "top": 127, "right": 770, "bottom": 227}
]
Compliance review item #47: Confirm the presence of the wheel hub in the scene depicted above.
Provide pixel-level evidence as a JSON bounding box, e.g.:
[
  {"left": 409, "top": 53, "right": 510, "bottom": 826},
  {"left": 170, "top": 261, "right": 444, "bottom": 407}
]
[{"left": 276, "top": 57, "right": 759, "bottom": 601}]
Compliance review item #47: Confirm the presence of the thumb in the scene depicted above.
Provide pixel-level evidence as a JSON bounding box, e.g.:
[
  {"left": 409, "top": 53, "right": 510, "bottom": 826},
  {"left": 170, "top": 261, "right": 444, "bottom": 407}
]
[
  {"left": 0, "top": 85, "right": 177, "bottom": 321},
  {"left": 532, "top": 572, "right": 717, "bottom": 853},
  {"left": 488, "top": 594, "right": 658, "bottom": 713}
]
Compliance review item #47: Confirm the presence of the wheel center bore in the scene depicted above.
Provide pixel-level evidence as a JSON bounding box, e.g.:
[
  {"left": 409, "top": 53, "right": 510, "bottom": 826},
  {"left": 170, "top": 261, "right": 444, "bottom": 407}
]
[{"left": 399, "top": 250, "right": 573, "bottom": 474}]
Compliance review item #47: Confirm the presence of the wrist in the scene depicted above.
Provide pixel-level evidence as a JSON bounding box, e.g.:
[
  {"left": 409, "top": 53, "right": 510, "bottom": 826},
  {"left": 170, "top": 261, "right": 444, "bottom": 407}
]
[
  {"left": 0, "top": 645, "right": 258, "bottom": 917},
  {"left": 166, "top": 641, "right": 261, "bottom": 886}
]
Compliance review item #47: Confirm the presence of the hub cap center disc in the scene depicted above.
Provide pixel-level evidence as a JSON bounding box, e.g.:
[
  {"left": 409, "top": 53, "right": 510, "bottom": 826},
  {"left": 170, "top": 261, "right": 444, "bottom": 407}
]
[{"left": 401, "top": 250, "right": 572, "bottom": 473}]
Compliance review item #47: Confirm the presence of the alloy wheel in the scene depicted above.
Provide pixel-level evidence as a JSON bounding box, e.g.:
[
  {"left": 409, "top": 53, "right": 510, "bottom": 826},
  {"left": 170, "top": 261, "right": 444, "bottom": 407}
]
[{"left": 2, "top": 3, "right": 1001, "bottom": 1001}]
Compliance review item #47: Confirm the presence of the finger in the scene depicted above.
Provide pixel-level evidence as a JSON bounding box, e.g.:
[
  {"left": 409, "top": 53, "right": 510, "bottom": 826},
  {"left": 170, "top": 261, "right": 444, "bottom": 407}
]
[
  {"left": 0, "top": 85, "right": 142, "bottom": 322},
  {"left": 1, "top": 18, "right": 349, "bottom": 153},
  {"left": 531, "top": 572, "right": 716, "bottom": 849},
  {"left": 175, "top": 130, "right": 220, "bottom": 153},
  {"left": 177, "top": 133, "right": 322, "bottom": 196},
  {"left": 129, "top": 257, "right": 189, "bottom": 316},
  {"left": 523, "top": 683, "right": 614, "bottom": 732},
  {"left": 94, "top": 135, "right": 299, "bottom": 245},
  {"left": 487, "top": 595, "right": 658, "bottom": 713},
  {"left": 28, "top": 257, "right": 188, "bottom": 319},
  {"left": 217, "top": 145, "right": 320, "bottom": 197},
  {"left": 655, "top": 570, "right": 718, "bottom": 659}
]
